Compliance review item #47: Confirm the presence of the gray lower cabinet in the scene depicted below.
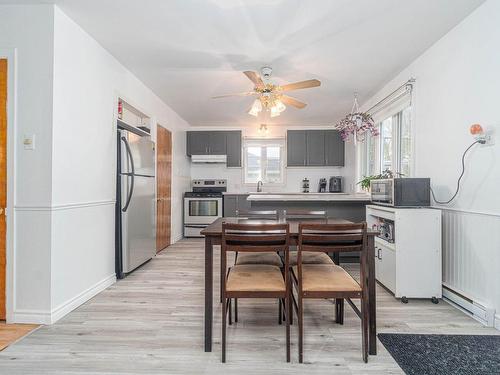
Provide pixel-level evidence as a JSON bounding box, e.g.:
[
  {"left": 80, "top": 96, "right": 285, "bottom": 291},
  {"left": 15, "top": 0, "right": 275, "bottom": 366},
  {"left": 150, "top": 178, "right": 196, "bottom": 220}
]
[
  {"left": 287, "top": 129, "right": 344, "bottom": 167},
  {"left": 186, "top": 130, "right": 242, "bottom": 167},
  {"left": 223, "top": 194, "right": 250, "bottom": 216}
]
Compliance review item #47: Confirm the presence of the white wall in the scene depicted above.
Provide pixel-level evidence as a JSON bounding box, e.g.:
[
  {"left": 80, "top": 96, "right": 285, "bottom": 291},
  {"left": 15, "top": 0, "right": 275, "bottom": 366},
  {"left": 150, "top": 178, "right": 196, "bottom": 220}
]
[
  {"left": 0, "top": 4, "right": 191, "bottom": 323},
  {"left": 190, "top": 125, "right": 357, "bottom": 193},
  {"left": 0, "top": 4, "right": 55, "bottom": 321},
  {"left": 360, "top": 0, "right": 500, "bottom": 326}
]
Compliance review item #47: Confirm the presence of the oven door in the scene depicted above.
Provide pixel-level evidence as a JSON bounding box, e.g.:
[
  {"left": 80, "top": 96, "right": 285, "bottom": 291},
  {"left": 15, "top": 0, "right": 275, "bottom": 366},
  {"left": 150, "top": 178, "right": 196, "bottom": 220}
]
[
  {"left": 370, "top": 179, "right": 393, "bottom": 206},
  {"left": 184, "top": 197, "right": 222, "bottom": 224}
]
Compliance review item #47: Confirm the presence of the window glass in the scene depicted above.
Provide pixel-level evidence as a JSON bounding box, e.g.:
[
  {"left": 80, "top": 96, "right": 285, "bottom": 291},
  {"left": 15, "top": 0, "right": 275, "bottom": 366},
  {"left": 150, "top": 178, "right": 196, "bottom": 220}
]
[
  {"left": 400, "top": 106, "right": 412, "bottom": 176},
  {"left": 244, "top": 139, "right": 284, "bottom": 184},
  {"left": 380, "top": 117, "right": 393, "bottom": 172}
]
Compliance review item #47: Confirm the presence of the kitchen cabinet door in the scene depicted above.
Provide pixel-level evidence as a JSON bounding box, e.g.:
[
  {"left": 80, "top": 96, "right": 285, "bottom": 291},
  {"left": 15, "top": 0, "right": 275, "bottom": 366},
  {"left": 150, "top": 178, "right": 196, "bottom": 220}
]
[
  {"left": 225, "top": 131, "right": 242, "bottom": 167},
  {"left": 223, "top": 195, "right": 237, "bottom": 217},
  {"left": 237, "top": 195, "right": 251, "bottom": 212},
  {"left": 325, "top": 130, "right": 345, "bottom": 166},
  {"left": 287, "top": 130, "right": 307, "bottom": 166},
  {"left": 208, "top": 132, "right": 227, "bottom": 155},
  {"left": 187, "top": 131, "right": 210, "bottom": 155},
  {"left": 306, "top": 130, "right": 326, "bottom": 166}
]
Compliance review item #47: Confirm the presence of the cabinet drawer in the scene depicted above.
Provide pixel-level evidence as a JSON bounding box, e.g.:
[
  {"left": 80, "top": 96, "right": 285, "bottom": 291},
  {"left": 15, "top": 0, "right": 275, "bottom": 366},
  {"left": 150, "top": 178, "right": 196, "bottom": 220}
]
[{"left": 375, "top": 242, "right": 396, "bottom": 293}]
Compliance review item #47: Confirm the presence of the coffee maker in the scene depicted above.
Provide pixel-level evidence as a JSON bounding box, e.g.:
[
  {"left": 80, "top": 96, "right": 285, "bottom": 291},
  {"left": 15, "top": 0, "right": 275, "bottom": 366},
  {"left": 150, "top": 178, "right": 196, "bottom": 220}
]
[
  {"left": 318, "top": 178, "right": 327, "bottom": 193},
  {"left": 329, "top": 176, "right": 342, "bottom": 193}
]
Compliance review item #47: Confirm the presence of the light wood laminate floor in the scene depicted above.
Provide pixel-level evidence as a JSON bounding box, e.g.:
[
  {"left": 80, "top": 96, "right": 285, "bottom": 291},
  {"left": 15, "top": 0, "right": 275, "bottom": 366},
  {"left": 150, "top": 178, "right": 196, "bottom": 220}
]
[{"left": 0, "top": 238, "right": 497, "bottom": 374}]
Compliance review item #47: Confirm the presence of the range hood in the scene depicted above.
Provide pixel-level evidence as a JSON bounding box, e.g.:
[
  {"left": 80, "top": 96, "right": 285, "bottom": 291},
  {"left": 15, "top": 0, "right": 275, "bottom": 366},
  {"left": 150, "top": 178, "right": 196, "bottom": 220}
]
[{"left": 191, "top": 154, "right": 227, "bottom": 163}]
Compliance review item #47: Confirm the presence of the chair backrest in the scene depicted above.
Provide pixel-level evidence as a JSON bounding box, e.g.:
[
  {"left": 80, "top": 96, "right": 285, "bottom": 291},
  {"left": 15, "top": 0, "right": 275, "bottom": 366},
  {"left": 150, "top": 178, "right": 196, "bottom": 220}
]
[
  {"left": 284, "top": 209, "right": 327, "bottom": 220},
  {"left": 235, "top": 209, "right": 278, "bottom": 220},
  {"left": 221, "top": 223, "right": 290, "bottom": 295},
  {"left": 298, "top": 222, "right": 367, "bottom": 254}
]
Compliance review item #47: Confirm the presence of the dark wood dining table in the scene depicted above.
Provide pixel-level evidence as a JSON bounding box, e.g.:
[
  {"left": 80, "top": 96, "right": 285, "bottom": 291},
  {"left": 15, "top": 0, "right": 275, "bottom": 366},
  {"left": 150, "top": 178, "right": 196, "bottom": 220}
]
[{"left": 200, "top": 217, "right": 379, "bottom": 356}]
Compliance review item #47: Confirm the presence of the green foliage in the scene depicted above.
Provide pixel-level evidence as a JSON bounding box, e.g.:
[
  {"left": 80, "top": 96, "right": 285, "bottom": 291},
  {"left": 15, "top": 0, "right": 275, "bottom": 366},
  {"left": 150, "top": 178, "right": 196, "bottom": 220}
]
[{"left": 357, "top": 169, "right": 403, "bottom": 191}]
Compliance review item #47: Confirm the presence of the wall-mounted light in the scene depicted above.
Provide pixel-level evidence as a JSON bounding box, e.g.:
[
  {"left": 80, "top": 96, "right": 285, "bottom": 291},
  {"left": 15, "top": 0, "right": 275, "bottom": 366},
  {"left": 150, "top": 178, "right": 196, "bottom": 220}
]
[
  {"left": 469, "top": 123, "right": 492, "bottom": 144},
  {"left": 258, "top": 124, "right": 269, "bottom": 134}
]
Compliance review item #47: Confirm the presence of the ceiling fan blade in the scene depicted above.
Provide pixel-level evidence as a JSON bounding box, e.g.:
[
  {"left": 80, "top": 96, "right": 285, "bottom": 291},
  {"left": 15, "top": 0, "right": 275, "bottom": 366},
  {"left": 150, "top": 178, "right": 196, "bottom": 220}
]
[
  {"left": 243, "top": 71, "right": 264, "bottom": 88},
  {"left": 279, "top": 79, "right": 321, "bottom": 92},
  {"left": 281, "top": 95, "right": 307, "bottom": 109},
  {"left": 211, "top": 91, "right": 256, "bottom": 99}
]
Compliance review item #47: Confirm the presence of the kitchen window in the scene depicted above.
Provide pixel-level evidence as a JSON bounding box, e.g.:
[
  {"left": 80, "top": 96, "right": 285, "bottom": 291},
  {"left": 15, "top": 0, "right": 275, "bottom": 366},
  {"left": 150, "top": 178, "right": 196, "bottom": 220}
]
[
  {"left": 244, "top": 138, "right": 285, "bottom": 184},
  {"left": 358, "top": 105, "right": 413, "bottom": 182}
]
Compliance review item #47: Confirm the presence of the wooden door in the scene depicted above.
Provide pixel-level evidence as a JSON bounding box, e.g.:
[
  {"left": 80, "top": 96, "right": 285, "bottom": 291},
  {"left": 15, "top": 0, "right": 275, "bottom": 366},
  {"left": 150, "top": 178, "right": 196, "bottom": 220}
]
[
  {"left": 156, "top": 125, "right": 172, "bottom": 252},
  {"left": 0, "top": 59, "right": 7, "bottom": 320}
]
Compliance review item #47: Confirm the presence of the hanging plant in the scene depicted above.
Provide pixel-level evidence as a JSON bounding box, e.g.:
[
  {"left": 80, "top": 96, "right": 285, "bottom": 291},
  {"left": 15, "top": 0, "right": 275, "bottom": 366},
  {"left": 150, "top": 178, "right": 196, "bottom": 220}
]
[{"left": 334, "top": 94, "right": 379, "bottom": 143}]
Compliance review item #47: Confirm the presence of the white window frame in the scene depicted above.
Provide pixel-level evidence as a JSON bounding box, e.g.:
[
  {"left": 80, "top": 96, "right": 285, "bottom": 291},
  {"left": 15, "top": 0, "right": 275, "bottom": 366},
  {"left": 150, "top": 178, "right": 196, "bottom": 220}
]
[
  {"left": 243, "top": 138, "right": 285, "bottom": 185},
  {"left": 357, "top": 105, "right": 414, "bottom": 191}
]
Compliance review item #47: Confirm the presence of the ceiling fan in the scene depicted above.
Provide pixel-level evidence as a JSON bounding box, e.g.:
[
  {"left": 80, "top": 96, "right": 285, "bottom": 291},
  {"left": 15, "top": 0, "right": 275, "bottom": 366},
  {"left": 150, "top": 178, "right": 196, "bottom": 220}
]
[{"left": 212, "top": 67, "right": 321, "bottom": 117}]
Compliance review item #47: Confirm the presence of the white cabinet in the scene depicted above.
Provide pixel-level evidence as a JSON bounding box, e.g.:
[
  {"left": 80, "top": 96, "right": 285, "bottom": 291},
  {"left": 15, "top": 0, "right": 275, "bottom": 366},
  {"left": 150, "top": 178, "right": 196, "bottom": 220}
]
[{"left": 367, "top": 205, "right": 442, "bottom": 302}]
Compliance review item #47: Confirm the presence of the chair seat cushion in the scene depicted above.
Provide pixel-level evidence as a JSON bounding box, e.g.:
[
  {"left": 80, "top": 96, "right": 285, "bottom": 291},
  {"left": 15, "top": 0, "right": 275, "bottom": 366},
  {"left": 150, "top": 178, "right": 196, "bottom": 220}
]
[
  {"left": 289, "top": 251, "right": 334, "bottom": 266},
  {"left": 227, "top": 265, "right": 285, "bottom": 292},
  {"left": 292, "top": 264, "right": 361, "bottom": 293},
  {"left": 235, "top": 252, "right": 283, "bottom": 267}
]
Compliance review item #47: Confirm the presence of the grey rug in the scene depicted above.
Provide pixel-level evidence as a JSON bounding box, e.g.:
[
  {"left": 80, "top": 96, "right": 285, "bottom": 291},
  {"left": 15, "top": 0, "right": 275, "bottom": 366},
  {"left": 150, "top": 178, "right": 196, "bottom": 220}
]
[{"left": 378, "top": 333, "right": 500, "bottom": 375}]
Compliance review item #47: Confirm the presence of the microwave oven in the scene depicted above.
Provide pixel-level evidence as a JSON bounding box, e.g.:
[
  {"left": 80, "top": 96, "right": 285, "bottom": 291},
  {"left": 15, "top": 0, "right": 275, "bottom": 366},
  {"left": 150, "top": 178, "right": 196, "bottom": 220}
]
[{"left": 370, "top": 178, "right": 430, "bottom": 207}]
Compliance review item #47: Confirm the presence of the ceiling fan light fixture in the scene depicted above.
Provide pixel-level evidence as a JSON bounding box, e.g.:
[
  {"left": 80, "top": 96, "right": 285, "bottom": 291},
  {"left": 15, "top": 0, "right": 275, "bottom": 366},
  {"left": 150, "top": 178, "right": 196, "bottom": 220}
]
[
  {"left": 248, "top": 99, "right": 262, "bottom": 116},
  {"left": 275, "top": 99, "right": 286, "bottom": 113},
  {"left": 270, "top": 106, "right": 281, "bottom": 117}
]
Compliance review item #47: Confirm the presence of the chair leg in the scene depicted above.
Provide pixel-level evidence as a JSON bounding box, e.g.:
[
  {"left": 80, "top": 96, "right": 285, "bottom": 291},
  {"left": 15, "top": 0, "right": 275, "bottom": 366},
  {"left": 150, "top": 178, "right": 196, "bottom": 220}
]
[
  {"left": 285, "top": 295, "right": 290, "bottom": 362},
  {"left": 278, "top": 298, "right": 282, "bottom": 325},
  {"left": 222, "top": 297, "right": 227, "bottom": 363},
  {"left": 361, "top": 296, "right": 369, "bottom": 363},
  {"left": 335, "top": 298, "right": 344, "bottom": 325},
  {"left": 298, "top": 295, "right": 304, "bottom": 363},
  {"left": 234, "top": 298, "right": 238, "bottom": 322},
  {"left": 228, "top": 299, "right": 232, "bottom": 325}
]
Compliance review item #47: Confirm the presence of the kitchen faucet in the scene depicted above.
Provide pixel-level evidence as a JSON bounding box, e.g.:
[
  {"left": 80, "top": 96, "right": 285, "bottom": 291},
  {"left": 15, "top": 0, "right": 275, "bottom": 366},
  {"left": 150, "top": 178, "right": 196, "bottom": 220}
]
[{"left": 257, "top": 180, "right": 263, "bottom": 192}]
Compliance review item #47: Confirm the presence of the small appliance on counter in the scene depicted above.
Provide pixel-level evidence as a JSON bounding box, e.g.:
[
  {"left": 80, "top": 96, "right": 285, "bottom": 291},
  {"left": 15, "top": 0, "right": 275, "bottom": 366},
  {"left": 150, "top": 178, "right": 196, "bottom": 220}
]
[
  {"left": 184, "top": 179, "right": 226, "bottom": 237},
  {"left": 329, "top": 176, "right": 342, "bottom": 193},
  {"left": 370, "top": 178, "right": 430, "bottom": 207},
  {"left": 302, "top": 178, "right": 310, "bottom": 193},
  {"left": 318, "top": 178, "right": 327, "bottom": 193}
]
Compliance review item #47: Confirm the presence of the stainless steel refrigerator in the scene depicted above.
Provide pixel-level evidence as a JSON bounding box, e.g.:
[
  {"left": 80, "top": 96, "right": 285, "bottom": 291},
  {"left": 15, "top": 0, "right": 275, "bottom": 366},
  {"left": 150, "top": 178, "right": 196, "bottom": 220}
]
[{"left": 116, "top": 126, "right": 156, "bottom": 279}]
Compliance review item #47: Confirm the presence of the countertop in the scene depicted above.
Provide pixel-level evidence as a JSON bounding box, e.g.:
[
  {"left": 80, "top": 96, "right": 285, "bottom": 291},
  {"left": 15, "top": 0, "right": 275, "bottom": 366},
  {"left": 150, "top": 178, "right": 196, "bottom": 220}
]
[{"left": 243, "top": 193, "right": 371, "bottom": 201}]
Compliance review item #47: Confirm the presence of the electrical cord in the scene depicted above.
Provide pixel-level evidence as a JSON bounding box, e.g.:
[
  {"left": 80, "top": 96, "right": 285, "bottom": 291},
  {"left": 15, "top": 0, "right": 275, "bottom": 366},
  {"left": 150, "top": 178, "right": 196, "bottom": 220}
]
[{"left": 430, "top": 140, "right": 482, "bottom": 204}]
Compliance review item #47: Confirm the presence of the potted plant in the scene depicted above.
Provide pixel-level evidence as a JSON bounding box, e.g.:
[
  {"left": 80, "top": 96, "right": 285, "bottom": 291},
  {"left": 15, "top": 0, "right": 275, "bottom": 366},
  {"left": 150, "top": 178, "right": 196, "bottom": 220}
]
[{"left": 357, "top": 169, "right": 402, "bottom": 192}]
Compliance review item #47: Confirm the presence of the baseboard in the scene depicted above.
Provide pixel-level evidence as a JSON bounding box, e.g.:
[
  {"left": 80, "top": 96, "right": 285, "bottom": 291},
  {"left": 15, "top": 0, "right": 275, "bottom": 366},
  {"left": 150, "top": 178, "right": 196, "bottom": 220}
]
[
  {"left": 11, "top": 310, "right": 52, "bottom": 325},
  {"left": 49, "top": 274, "right": 116, "bottom": 324},
  {"left": 172, "top": 233, "right": 183, "bottom": 244},
  {"left": 442, "top": 286, "right": 497, "bottom": 329}
]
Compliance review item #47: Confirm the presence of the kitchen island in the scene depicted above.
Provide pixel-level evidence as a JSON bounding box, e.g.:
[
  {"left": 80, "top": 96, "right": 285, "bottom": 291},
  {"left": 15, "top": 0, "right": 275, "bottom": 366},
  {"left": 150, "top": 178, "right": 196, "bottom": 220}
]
[{"left": 223, "top": 192, "right": 370, "bottom": 222}]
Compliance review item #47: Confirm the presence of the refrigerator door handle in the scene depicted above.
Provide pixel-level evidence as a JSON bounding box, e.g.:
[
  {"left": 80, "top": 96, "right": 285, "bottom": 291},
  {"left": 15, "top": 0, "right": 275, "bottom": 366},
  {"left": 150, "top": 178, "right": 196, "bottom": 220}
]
[{"left": 121, "top": 136, "right": 135, "bottom": 212}]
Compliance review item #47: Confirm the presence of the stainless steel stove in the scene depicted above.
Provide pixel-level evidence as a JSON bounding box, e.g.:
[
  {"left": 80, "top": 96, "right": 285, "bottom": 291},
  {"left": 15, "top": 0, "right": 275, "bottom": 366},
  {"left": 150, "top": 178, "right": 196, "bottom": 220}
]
[{"left": 183, "top": 179, "right": 226, "bottom": 237}]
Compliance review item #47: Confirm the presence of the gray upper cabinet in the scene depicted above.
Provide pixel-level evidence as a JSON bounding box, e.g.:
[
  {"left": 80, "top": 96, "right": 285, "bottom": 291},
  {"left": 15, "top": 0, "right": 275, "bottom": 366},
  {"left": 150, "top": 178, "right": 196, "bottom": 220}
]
[
  {"left": 186, "top": 130, "right": 242, "bottom": 167},
  {"left": 306, "top": 130, "right": 326, "bottom": 166},
  {"left": 225, "top": 131, "right": 242, "bottom": 167},
  {"left": 187, "top": 131, "right": 210, "bottom": 155},
  {"left": 287, "top": 130, "right": 307, "bottom": 166},
  {"left": 325, "top": 130, "right": 345, "bottom": 166},
  {"left": 287, "top": 129, "right": 344, "bottom": 167},
  {"left": 208, "top": 132, "right": 227, "bottom": 155}
]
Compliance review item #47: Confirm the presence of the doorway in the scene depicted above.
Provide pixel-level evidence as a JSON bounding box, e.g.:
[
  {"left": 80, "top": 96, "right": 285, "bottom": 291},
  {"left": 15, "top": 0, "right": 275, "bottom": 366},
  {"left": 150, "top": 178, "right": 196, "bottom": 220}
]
[
  {"left": 0, "top": 59, "right": 7, "bottom": 320},
  {"left": 156, "top": 125, "right": 172, "bottom": 252}
]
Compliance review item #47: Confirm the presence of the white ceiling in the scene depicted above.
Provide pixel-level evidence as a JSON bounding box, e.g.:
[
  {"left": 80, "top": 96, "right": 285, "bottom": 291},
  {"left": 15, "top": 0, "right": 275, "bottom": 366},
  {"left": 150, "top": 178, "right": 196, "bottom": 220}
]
[{"left": 3, "top": 0, "right": 484, "bottom": 126}]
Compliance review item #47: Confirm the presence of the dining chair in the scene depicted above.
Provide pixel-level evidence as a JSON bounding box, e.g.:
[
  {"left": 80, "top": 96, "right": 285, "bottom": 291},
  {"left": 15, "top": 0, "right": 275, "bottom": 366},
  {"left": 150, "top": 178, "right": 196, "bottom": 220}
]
[
  {"left": 292, "top": 222, "right": 369, "bottom": 363},
  {"left": 283, "top": 210, "right": 336, "bottom": 267},
  {"left": 221, "top": 222, "right": 291, "bottom": 363}
]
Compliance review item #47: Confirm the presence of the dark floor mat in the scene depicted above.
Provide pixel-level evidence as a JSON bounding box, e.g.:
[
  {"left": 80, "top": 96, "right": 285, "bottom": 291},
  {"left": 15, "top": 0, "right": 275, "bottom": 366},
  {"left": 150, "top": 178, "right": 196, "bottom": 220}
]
[{"left": 378, "top": 333, "right": 500, "bottom": 375}]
